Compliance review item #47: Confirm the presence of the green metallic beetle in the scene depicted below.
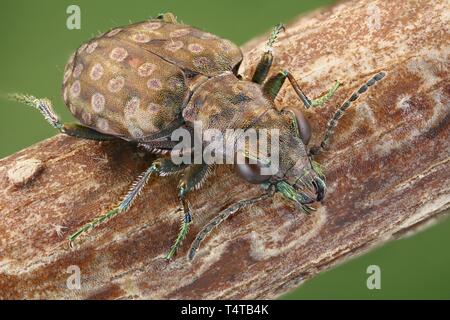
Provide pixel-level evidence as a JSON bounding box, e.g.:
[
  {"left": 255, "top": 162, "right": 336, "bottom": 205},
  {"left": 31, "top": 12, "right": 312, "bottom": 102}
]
[{"left": 11, "top": 13, "right": 385, "bottom": 260}]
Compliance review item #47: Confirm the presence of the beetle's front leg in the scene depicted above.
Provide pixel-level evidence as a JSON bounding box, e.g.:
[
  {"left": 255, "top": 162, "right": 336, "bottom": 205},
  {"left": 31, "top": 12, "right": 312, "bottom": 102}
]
[
  {"left": 165, "top": 164, "right": 212, "bottom": 260},
  {"left": 263, "top": 71, "right": 340, "bottom": 108},
  {"left": 10, "top": 94, "right": 115, "bottom": 141}
]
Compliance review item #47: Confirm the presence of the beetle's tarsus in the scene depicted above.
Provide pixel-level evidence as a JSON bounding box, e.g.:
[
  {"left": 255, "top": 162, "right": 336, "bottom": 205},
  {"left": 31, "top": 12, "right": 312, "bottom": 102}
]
[
  {"left": 68, "top": 163, "right": 160, "bottom": 247},
  {"left": 166, "top": 210, "right": 192, "bottom": 260},
  {"left": 10, "top": 93, "right": 116, "bottom": 141},
  {"left": 166, "top": 164, "right": 212, "bottom": 259},
  {"left": 9, "top": 93, "right": 62, "bottom": 129},
  {"left": 262, "top": 71, "right": 341, "bottom": 108},
  {"left": 266, "top": 23, "right": 285, "bottom": 51},
  {"left": 309, "top": 80, "right": 341, "bottom": 108}
]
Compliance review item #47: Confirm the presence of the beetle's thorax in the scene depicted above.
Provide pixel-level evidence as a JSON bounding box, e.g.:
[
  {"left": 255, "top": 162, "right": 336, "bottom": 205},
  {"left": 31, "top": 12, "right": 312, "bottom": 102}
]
[{"left": 182, "top": 72, "right": 274, "bottom": 131}]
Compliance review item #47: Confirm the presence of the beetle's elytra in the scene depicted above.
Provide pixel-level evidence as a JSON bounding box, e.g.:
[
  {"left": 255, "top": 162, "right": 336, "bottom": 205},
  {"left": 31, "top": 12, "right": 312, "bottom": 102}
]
[{"left": 12, "top": 12, "right": 385, "bottom": 260}]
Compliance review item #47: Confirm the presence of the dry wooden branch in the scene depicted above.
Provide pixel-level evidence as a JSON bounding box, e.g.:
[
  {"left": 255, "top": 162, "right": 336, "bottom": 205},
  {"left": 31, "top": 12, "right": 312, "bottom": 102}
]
[{"left": 0, "top": 0, "right": 449, "bottom": 299}]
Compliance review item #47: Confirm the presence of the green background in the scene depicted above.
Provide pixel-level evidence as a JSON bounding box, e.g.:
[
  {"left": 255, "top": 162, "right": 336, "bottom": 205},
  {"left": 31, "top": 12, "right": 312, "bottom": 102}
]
[{"left": 0, "top": 0, "right": 449, "bottom": 299}]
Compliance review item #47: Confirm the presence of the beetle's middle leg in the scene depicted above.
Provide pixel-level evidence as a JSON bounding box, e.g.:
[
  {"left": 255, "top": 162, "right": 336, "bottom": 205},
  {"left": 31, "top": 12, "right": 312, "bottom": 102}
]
[
  {"left": 263, "top": 71, "right": 341, "bottom": 108},
  {"left": 165, "top": 164, "right": 213, "bottom": 259},
  {"left": 251, "top": 23, "right": 285, "bottom": 84},
  {"left": 68, "top": 158, "right": 187, "bottom": 246}
]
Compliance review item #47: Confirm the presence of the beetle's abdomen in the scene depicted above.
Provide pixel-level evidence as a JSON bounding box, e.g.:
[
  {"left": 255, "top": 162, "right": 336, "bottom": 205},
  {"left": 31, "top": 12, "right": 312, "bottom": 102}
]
[
  {"left": 112, "top": 20, "right": 243, "bottom": 77},
  {"left": 62, "top": 32, "right": 188, "bottom": 139}
]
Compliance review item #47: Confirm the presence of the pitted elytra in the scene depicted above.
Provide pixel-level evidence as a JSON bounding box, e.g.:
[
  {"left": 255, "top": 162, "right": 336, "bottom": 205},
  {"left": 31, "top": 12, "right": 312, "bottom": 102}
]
[{"left": 11, "top": 12, "right": 385, "bottom": 260}]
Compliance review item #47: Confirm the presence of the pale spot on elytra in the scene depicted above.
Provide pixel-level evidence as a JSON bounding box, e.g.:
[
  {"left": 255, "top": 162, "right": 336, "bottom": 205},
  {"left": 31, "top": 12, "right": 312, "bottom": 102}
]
[
  {"left": 73, "top": 64, "right": 84, "bottom": 78},
  {"left": 200, "top": 32, "right": 219, "bottom": 40},
  {"left": 108, "top": 76, "right": 125, "bottom": 93},
  {"left": 78, "top": 43, "right": 88, "bottom": 54},
  {"left": 138, "top": 62, "right": 156, "bottom": 77},
  {"left": 110, "top": 47, "right": 128, "bottom": 62},
  {"left": 188, "top": 43, "right": 204, "bottom": 53},
  {"left": 220, "top": 40, "right": 234, "bottom": 52},
  {"left": 106, "top": 28, "right": 122, "bottom": 37},
  {"left": 63, "top": 87, "right": 69, "bottom": 103},
  {"left": 91, "top": 93, "right": 105, "bottom": 113},
  {"left": 97, "top": 118, "right": 110, "bottom": 132},
  {"left": 169, "top": 28, "right": 190, "bottom": 38},
  {"left": 146, "top": 102, "right": 161, "bottom": 112},
  {"left": 90, "top": 63, "right": 104, "bottom": 81},
  {"left": 67, "top": 53, "right": 75, "bottom": 65},
  {"left": 70, "top": 80, "right": 81, "bottom": 97},
  {"left": 69, "top": 103, "right": 77, "bottom": 114},
  {"left": 168, "top": 76, "right": 185, "bottom": 91},
  {"left": 131, "top": 32, "right": 150, "bottom": 43},
  {"left": 86, "top": 42, "right": 98, "bottom": 54},
  {"left": 82, "top": 111, "right": 92, "bottom": 124},
  {"left": 147, "top": 78, "right": 162, "bottom": 90},
  {"left": 143, "top": 22, "right": 162, "bottom": 30},
  {"left": 125, "top": 97, "right": 141, "bottom": 118},
  {"left": 165, "top": 40, "right": 184, "bottom": 52},
  {"left": 63, "top": 69, "right": 72, "bottom": 84},
  {"left": 128, "top": 125, "right": 144, "bottom": 138},
  {"left": 136, "top": 106, "right": 158, "bottom": 132}
]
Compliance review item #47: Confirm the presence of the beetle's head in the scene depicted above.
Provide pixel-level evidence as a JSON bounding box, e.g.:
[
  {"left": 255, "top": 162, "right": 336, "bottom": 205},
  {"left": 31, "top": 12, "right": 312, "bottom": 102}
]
[{"left": 234, "top": 107, "right": 325, "bottom": 211}]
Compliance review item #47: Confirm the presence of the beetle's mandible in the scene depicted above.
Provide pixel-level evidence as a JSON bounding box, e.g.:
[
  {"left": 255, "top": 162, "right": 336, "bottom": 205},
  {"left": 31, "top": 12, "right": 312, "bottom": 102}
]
[{"left": 11, "top": 12, "right": 385, "bottom": 260}]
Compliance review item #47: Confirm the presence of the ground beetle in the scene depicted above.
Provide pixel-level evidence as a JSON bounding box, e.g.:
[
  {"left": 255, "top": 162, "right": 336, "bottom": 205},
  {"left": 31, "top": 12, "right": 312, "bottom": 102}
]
[{"left": 11, "top": 13, "right": 385, "bottom": 260}]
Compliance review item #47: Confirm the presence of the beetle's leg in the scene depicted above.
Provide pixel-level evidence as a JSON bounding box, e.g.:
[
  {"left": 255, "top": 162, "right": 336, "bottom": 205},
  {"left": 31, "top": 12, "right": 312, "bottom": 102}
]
[
  {"left": 251, "top": 23, "right": 285, "bottom": 84},
  {"left": 10, "top": 94, "right": 114, "bottom": 141},
  {"left": 61, "top": 123, "right": 116, "bottom": 141},
  {"left": 69, "top": 158, "right": 187, "bottom": 246},
  {"left": 310, "top": 72, "right": 386, "bottom": 156},
  {"left": 263, "top": 71, "right": 341, "bottom": 109},
  {"left": 156, "top": 12, "right": 178, "bottom": 23},
  {"left": 188, "top": 192, "right": 271, "bottom": 261},
  {"left": 166, "top": 164, "right": 213, "bottom": 260}
]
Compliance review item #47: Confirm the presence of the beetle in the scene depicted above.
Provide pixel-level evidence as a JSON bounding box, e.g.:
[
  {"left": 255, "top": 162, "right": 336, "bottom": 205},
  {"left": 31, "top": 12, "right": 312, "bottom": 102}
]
[{"left": 11, "top": 13, "right": 385, "bottom": 260}]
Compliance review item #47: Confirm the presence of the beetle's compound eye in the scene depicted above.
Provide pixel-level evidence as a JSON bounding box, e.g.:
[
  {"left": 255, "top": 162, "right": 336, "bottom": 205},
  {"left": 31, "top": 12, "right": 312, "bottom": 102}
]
[
  {"left": 235, "top": 161, "right": 272, "bottom": 184},
  {"left": 285, "top": 107, "right": 311, "bottom": 145}
]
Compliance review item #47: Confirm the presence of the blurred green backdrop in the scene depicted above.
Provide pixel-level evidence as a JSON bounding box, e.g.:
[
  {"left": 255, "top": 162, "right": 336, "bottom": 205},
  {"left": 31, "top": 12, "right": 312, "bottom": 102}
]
[{"left": 0, "top": 0, "right": 449, "bottom": 299}]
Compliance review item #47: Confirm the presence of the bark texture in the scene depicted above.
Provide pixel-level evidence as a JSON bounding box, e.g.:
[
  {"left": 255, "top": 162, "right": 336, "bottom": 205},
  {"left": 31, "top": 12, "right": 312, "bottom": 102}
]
[{"left": 0, "top": 0, "right": 449, "bottom": 299}]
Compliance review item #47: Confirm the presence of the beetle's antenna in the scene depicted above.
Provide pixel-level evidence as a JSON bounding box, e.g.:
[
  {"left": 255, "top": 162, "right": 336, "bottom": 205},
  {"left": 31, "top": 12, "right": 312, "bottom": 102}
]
[
  {"left": 311, "top": 71, "right": 386, "bottom": 156},
  {"left": 188, "top": 192, "right": 271, "bottom": 261}
]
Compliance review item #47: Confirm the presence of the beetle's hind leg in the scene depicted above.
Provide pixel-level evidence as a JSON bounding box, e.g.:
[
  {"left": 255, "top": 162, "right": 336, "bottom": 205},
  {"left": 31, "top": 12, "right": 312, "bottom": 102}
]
[
  {"left": 10, "top": 94, "right": 114, "bottom": 141},
  {"left": 68, "top": 158, "right": 187, "bottom": 247},
  {"left": 251, "top": 23, "right": 285, "bottom": 84},
  {"left": 262, "top": 71, "right": 341, "bottom": 108},
  {"left": 166, "top": 164, "right": 213, "bottom": 260}
]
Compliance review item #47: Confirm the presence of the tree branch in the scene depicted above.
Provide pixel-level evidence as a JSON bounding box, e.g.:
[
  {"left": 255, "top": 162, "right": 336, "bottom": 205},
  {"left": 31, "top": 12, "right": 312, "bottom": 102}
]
[{"left": 0, "top": 0, "right": 449, "bottom": 299}]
